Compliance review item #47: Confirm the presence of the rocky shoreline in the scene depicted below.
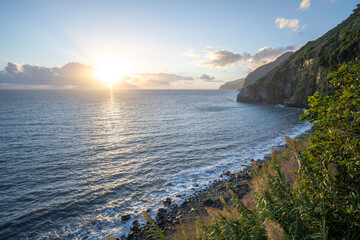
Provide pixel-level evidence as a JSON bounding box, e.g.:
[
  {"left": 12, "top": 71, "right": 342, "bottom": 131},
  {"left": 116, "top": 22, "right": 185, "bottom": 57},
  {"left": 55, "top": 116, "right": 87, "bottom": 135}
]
[
  {"left": 118, "top": 157, "right": 270, "bottom": 240},
  {"left": 113, "top": 130, "right": 312, "bottom": 240}
]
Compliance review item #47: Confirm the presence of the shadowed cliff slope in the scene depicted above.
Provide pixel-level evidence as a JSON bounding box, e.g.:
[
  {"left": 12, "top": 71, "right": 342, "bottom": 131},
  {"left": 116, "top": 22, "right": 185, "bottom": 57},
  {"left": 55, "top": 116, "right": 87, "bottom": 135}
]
[{"left": 243, "top": 51, "right": 294, "bottom": 88}]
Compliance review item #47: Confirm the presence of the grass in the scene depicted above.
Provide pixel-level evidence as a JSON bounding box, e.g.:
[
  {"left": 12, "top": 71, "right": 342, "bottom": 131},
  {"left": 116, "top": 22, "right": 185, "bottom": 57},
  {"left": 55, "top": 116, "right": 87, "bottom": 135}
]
[{"left": 168, "top": 135, "right": 311, "bottom": 240}]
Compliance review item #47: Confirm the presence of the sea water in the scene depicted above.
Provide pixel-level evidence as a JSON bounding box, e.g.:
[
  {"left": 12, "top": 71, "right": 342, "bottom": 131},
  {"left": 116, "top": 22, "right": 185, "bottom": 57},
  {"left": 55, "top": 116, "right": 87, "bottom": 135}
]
[{"left": 0, "top": 89, "right": 311, "bottom": 239}]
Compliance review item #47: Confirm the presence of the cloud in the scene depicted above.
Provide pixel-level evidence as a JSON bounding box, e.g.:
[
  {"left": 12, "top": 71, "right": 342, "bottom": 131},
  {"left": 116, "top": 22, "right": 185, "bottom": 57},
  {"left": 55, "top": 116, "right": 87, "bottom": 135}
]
[
  {"left": 0, "top": 62, "right": 198, "bottom": 89},
  {"left": 199, "top": 74, "right": 214, "bottom": 81},
  {"left": 0, "top": 62, "right": 98, "bottom": 88},
  {"left": 251, "top": 45, "right": 297, "bottom": 68},
  {"left": 182, "top": 49, "right": 200, "bottom": 58},
  {"left": 199, "top": 74, "right": 221, "bottom": 82},
  {"left": 299, "top": 0, "right": 311, "bottom": 10},
  {"left": 195, "top": 45, "right": 296, "bottom": 70},
  {"left": 203, "top": 46, "right": 216, "bottom": 52},
  {"left": 197, "top": 50, "right": 251, "bottom": 68},
  {"left": 275, "top": 18, "right": 300, "bottom": 31},
  {"left": 5, "top": 62, "right": 22, "bottom": 74},
  {"left": 124, "top": 73, "right": 194, "bottom": 88}
]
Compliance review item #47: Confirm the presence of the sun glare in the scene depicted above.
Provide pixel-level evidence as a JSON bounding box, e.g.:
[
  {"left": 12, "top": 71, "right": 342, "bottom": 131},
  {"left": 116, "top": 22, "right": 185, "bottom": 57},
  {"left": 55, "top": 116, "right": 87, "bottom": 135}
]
[{"left": 93, "top": 57, "right": 133, "bottom": 86}]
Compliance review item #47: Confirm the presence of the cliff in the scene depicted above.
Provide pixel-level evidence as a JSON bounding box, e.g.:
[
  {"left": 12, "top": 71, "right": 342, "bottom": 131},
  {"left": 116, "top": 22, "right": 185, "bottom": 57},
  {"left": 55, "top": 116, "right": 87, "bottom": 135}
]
[
  {"left": 237, "top": 7, "right": 360, "bottom": 108},
  {"left": 219, "top": 78, "right": 245, "bottom": 90}
]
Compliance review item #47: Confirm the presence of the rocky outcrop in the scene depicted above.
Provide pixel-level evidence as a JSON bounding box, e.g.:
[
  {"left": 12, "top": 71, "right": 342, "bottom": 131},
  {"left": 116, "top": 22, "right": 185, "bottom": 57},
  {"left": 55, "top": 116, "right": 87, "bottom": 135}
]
[
  {"left": 219, "top": 78, "right": 245, "bottom": 90},
  {"left": 237, "top": 8, "right": 360, "bottom": 108}
]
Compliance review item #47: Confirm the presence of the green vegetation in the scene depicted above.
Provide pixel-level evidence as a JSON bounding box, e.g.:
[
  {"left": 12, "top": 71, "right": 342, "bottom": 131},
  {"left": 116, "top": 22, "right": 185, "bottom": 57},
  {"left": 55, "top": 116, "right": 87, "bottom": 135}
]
[
  {"left": 152, "top": 60, "right": 360, "bottom": 240},
  {"left": 202, "top": 60, "right": 360, "bottom": 239}
]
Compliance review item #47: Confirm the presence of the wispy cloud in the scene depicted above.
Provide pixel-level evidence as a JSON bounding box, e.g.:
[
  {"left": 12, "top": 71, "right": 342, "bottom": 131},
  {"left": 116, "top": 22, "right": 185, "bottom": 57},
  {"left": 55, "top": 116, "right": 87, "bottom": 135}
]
[
  {"left": 124, "top": 73, "right": 194, "bottom": 88},
  {"left": 197, "top": 50, "right": 251, "bottom": 68},
  {"left": 299, "top": 0, "right": 311, "bottom": 10},
  {"left": 182, "top": 49, "right": 200, "bottom": 58}
]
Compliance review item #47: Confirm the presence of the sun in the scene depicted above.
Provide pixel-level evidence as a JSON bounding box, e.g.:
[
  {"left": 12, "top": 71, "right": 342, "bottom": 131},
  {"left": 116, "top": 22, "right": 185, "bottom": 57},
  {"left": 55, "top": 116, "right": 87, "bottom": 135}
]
[{"left": 93, "top": 57, "right": 133, "bottom": 86}]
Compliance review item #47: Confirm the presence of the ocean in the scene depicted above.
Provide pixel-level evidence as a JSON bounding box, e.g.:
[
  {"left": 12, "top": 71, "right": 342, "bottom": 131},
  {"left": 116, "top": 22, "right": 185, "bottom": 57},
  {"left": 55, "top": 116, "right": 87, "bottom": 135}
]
[{"left": 0, "top": 89, "right": 311, "bottom": 239}]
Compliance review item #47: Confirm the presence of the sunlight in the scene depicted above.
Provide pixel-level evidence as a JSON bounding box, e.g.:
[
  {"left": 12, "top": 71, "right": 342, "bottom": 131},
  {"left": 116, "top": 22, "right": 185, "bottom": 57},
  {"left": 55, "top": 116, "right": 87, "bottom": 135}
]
[{"left": 93, "top": 57, "right": 133, "bottom": 86}]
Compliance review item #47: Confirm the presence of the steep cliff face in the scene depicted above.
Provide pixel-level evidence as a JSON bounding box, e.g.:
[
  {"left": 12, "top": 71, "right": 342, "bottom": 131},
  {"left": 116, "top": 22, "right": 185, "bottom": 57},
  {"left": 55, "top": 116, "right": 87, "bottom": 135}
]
[
  {"left": 219, "top": 78, "right": 245, "bottom": 90},
  {"left": 237, "top": 7, "right": 360, "bottom": 108}
]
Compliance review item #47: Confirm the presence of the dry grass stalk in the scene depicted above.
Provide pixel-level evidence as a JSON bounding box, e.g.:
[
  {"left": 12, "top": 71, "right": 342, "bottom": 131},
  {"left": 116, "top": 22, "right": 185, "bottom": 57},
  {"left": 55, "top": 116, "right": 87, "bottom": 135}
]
[
  {"left": 284, "top": 135, "right": 295, "bottom": 150},
  {"left": 271, "top": 149, "right": 277, "bottom": 161},
  {"left": 225, "top": 182, "right": 237, "bottom": 197},
  {"left": 279, "top": 156, "right": 299, "bottom": 183},
  {"left": 251, "top": 173, "right": 267, "bottom": 195},
  {"left": 142, "top": 211, "right": 154, "bottom": 224},
  {"left": 328, "top": 162, "right": 338, "bottom": 177},
  {"left": 171, "top": 215, "right": 211, "bottom": 240},
  {"left": 219, "top": 195, "right": 226, "bottom": 205},
  {"left": 264, "top": 219, "right": 285, "bottom": 240},
  {"left": 241, "top": 192, "right": 254, "bottom": 210}
]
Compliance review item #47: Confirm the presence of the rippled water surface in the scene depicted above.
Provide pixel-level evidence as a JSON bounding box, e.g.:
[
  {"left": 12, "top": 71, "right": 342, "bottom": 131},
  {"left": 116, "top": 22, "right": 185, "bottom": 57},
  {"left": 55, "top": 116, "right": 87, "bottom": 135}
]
[{"left": 0, "top": 89, "right": 310, "bottom": 239}]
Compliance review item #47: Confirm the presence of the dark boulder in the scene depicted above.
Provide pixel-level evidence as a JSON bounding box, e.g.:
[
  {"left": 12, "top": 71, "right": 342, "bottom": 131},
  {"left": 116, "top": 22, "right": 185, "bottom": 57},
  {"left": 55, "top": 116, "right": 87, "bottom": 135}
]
[
  {"left": 121, "top": 214, "right": 131, "bottom": 221},
  {"left": 163, "top": 197, "right": 172, "bottom": 206}
]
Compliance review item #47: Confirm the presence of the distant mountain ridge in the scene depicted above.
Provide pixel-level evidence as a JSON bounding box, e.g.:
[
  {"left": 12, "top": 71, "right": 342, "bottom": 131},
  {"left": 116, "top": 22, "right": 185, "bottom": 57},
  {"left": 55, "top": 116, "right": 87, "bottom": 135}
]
[
  {"left": 237, "top": 5, "right": 360, "bottom": 108},
  {"left": 219, "top": 78, "right": 245, "bottom": 90}
]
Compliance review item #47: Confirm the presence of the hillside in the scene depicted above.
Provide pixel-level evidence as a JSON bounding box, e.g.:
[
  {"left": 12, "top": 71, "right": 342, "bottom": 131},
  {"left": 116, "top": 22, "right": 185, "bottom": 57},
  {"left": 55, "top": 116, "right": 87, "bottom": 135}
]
[
  {"left": 243, "top": 51, "right": 294, "bottom": 88},
  {"left": 219, "top": 78, "right": 245, "bottom": 90},
  {"left": 237, "top": 6, "right": 360, "bottom": 107}
]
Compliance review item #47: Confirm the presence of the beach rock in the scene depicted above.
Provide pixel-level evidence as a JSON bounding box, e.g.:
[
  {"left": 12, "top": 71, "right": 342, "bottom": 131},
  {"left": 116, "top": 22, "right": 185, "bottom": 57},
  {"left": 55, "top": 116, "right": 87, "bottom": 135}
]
[
  {"left": 158, "top": 208, "right": 167, "bottom": 213},
  {"left": 121, "top": 214, "right": 131, "bottom": 221},
  {"left": 203, "top": 198, "right": 216, "bottom": 207},
  {"left": 163, "top": 197, "right": 172, "bottom": 206},
  {"left": 223, "top": 171, "right": 231, "bottom": 176},
  {"left": 130, "top": 220, "right": 140, "bottom": 232}
]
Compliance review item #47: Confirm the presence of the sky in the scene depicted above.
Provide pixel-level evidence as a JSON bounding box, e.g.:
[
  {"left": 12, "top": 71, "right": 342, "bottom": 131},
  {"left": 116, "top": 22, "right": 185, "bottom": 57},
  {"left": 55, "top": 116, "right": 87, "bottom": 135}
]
[{"left": 0, "top": 0, "right": 358, "bottom": 89}]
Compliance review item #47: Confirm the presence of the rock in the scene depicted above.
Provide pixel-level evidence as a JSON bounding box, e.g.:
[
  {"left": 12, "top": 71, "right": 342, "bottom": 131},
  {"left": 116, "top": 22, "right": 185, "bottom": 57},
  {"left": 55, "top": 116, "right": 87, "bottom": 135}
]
[
  {"left": 158, "top": 208, "right": 167, "bottom": 213},
  {"left": 146, "top": 208, "right": 151, "bottom": 213},
  {"left": 194, "top": 184, "right": 199, "bottom": 187},
  {"left": 130, "top": 220, "right": 140, "bottom": 232},
  {"left": 163, "top": 197, "right": 172, "bottom": 206},
  {"left": 203, "top": 198, "right": 215, "bottom": 207},
  {"left": 121, "top": 214, "right": 131, "bottom": 221}
]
